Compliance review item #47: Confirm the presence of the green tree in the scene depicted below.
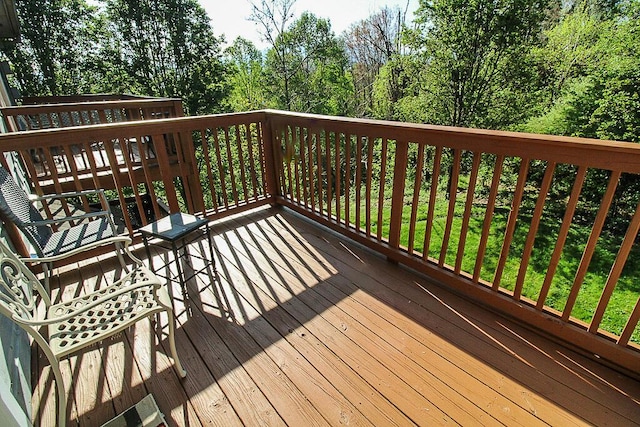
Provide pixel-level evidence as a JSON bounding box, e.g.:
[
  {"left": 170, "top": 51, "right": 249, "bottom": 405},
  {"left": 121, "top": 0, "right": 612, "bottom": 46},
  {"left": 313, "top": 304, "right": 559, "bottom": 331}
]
[
  {"left": 104, "top": 0, "right": 230, "bottom": 114},
  {"left": 225, "top": 37, "right": 267, "bottom": 111},
  {"left": 263, "top": 12, "right": 354, "bottom": 115},
  {"left": 522, "top": 0, "right": 640, "bottom": 142},
  {"left": 399, "top": 0, "right": 551, "bottom": 128},
  {"left": 1, "top": 0, "right": 101, "bottom": 96},
  {"left": 344, "top": 6, "right": 409, "bottom": 118}
]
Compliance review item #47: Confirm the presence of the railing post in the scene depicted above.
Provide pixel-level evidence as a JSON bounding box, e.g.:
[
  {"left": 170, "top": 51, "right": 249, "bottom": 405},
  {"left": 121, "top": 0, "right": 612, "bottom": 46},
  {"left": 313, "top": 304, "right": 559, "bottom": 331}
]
[
  {"left": 388, "top": 141, "right": 409, "bottom": 252},
  {"left": 261, "top": 112, "right": 281, "bottom": 203}
]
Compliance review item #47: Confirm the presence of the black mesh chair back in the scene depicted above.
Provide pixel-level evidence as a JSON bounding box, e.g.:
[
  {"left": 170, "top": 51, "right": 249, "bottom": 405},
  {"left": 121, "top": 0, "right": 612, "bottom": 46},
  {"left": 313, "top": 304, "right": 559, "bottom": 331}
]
[{"left": 0, "top": 165, "right": 52, "bottom": 254}]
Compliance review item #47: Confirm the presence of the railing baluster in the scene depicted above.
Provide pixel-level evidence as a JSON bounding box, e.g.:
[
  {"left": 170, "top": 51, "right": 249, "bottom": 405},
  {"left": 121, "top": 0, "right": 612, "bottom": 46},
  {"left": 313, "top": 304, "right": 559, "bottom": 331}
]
[
  {"left": 473, "top": 155, "right": 504, "bottom": 283},
  {"left": 355, "top": 135, "right": 363, "bottom": 233},
  {"left": 423, "top": 146, "right": 443, "bottom": 261},
  {"left": 256, "top": 122, "right": 268, "bottom": 196},
  {"left": 294, "top": 126, "right": 302, "bottom": 204},
  {"left": 492, "top": 158, "right": 530, "bottom": 290},
  {"left": 42, "top": 146, "right": 73, "bottom": 221},
  {"left": 103, "top": 138, "right": 134, "bottom": 232},
  {"left": 246, "top": 123, "right": 259, "bottom": 200},
  {"left": 335, "top": 131, "right": 342, "bottom": 224},
  {"left": 589, "top": 199, "right": 640, "bottom": 334},
  {"left": 235, "top": 124, "right": 249, "bottom": 203},
  {"left": 365, "top": 136, "right": 374, "bottom": 237},
  {"left": 299, "top": 127, "right": 308, "bottom": 206},
  {"left": 150, "top": 133, "right": 180, "bottom": 213},
  {"left": 213, "top": 128, "right": 229, "bottom": 209},
  {"left": 224, "top": 126, "right": 240, "bottom": 204},
  {"left": 408, "top": 142, "right": 425, "bottom": 255},
  {"left": 135, "top": 135, "right": 162, "bottom": 220},
  {"left": 619, "top": 297, "right": 640, "bottom": 346},
  {"left": 61, "top": 143, "right": 91, "bottom": 213},
  {"left": 537, "top": 166, "right": 587, "bottom": 310},
  {"left": 306, "top": 127, "right": 315, "bottom": 211},
  {"left": 389, "top": 141, "right": 409, "bottom": 250},
  {"left": 284, "top": 126, "right": 294, "bottom": 200},
  {"left": 439, "top": 149, "right": 462, "bottom": 267},
  {"left": 344, "top": 134, "right": 352, "bottom": 228},
  {"left": 316, "top": 128, "right": 324, "bottom": 216},
  {"left": 514, "top": 161, "right": 556, "bottom": 300},
  {"left": 199, "top": 130, "right": 218, "bottom": 211},
  {"left": 455, "top": 152, "right": 481, "bottom": 274},
  {"left": 562, "top": 170, "right": 621, "bottom": 321},
  {"left": 326, "top": 131, "right": 333, "bottom": 220},
  {"left": 376, "top": 138, "right": 388, "bottom": 241},
  {"left": 118, "top": 135, "right": 148, "bottom": 226}
]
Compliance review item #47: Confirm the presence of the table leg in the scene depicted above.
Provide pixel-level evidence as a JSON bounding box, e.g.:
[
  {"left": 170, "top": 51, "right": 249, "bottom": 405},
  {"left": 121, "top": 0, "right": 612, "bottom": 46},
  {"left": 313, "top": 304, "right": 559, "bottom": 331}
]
[
  {"left": 205, "top": 225, "right": 215, "bottom": 268},
  {"left": 172, "top": 240, "right": 185, "bottom": 291}
]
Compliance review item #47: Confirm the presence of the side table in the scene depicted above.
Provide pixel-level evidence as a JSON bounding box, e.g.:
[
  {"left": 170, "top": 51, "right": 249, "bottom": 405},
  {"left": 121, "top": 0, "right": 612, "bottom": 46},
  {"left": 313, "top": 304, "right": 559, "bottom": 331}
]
[{"left": 139, "top": 213, "right": 215, "bottom": 290}]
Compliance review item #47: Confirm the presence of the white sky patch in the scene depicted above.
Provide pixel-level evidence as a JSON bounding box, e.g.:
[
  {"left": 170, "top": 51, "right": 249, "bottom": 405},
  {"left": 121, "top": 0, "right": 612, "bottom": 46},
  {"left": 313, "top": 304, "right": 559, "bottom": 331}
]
[{"left": 201, "top": 0, "right": 419, "bottom": 49}]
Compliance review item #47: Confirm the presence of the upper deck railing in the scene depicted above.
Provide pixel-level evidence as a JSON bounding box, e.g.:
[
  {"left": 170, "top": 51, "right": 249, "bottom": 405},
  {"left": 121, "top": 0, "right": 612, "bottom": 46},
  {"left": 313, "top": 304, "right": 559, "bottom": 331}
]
[{"left": 0, "top": 108, "right": 637, "bottom": 374}]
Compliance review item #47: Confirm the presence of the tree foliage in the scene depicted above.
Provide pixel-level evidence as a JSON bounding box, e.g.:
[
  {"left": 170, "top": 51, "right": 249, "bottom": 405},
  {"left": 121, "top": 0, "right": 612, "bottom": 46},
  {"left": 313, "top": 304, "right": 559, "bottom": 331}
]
[
  {"left": 104, "top": 0, "right": 229, "bottom": 114},
  {"left": 521, "top": 0, "right": 640, "bottom": 142},
  {"left": 2, "top": 0, "right": 230, "bottom": 114},
  {"left": 251, "top": 1, "right": 354, "bottom": 115},
  {"left": 344, "top": 6, "right": 408, "bottom": 117},
  {"left": 1, "top": 0, "right": 100, "bottom": 96},
  {"left": 397, "top": 0, "right": 550, "bottom": 128},
  {"left": 225, "top": 37, "right": 267, "bottom": 111},
  {"left": 265, "top": 12, "right": 353, "bottom": 115}
]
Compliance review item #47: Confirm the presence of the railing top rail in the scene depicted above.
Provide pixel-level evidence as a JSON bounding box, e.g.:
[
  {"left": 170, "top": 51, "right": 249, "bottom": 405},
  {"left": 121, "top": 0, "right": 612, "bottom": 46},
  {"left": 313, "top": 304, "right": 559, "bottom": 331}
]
[
  {"left": 0, "top": 111, "right": 267, "bottom": 150},
  {"left": 0, "top": 108, "right": 639, "bottom": 171},
  {"left": 264, "top": 109, "right": 640, "bottom": 173},
  {"left": 0, "top": 98, "right": 183, "bottom": 115}
]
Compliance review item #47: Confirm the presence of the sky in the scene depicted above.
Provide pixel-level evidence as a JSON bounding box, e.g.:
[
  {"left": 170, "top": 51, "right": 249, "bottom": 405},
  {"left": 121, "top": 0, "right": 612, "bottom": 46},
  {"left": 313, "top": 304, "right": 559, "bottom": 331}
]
[{"left": 200, "top": 0, "right": 420, "bottom": 49}]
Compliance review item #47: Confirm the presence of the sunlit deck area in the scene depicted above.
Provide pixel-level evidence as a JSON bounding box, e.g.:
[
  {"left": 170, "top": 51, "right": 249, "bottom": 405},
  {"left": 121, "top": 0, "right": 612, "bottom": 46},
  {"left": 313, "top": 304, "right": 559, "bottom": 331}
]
[{"left": 33, "top": 206, "right": 640, "bottom": 426}]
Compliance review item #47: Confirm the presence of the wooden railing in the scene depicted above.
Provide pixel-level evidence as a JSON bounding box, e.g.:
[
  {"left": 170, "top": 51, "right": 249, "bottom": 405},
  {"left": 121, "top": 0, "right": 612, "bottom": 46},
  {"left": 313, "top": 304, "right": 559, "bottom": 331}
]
[
  {"left": 0, "top": 98, "right": 184, "bottom": 132},
  {"left": 266, "top": 110, "right": 640, "bottom": 375},
  {"left": 0, "top": 109, "right": 637, "bottom": 374},
  {"left": 0, "top": 111, "right": 274, "bottom": 234}
]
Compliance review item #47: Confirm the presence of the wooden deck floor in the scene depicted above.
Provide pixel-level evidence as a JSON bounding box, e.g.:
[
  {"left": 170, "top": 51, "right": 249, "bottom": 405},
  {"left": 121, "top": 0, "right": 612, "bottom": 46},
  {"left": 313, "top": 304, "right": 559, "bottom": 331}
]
[{"left": 34, "top": 206, "right": 640, "bottom": 426}]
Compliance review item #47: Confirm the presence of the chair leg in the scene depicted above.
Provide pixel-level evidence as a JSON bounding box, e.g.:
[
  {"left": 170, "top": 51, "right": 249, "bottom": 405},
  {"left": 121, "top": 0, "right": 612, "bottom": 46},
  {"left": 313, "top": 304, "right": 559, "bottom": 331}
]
[
  {"left": 33, "top": 336, "right": 67, "bottom": 427},
  {"left": 164, "top": 309, "right": 187, "bottom": 378},
  {"left": 50, "top": 358, "right": 68, "bottom": 427}
]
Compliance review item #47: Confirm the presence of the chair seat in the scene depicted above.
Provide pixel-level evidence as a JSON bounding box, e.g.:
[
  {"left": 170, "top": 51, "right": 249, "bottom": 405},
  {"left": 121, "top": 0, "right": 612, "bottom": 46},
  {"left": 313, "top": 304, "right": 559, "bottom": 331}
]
[
  {"left": 42, "top": 217, "right": 115, "bottom": 258},
  {"left": 47, "top": 266, "right": 168, "bottom": 359}
]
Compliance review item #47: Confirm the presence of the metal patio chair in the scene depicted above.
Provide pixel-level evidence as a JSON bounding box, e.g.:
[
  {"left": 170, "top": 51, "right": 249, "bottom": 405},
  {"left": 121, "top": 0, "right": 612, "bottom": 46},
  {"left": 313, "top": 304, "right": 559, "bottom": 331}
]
[
  {"left": 0, "top": 239, "right": 186, "bottom": 427},
  {"left": 0, "top": 166, "right": 131, "bottom": 292}
]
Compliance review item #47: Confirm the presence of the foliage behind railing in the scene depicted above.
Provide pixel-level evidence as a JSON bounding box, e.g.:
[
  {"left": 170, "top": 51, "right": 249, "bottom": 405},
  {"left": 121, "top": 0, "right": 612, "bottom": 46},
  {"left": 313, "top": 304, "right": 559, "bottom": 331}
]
[{"left": 267, "top": 110, "right": 640, "bottom": 373}]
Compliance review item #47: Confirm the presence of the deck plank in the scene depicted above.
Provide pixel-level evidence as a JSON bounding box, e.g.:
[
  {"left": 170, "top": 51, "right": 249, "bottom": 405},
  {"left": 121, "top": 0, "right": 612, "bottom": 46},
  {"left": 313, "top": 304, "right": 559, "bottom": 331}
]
[
  {"left": 215, "top": 221, "right": 464, "bottom": 425},
  {"left": 225, "top": 211, "right": 556, "bottom": 426},
  {"left": 32, "top": 206, "right": 640, "bottom": 426},
  {"left": 212, "top": 236, "right": 415, "bottom": 426},
  {"left": 269, "top": 208, "right": 640, "bottom": 425},
  {"left": 231, "top": 213, "right": 549, "bottom": 426}
]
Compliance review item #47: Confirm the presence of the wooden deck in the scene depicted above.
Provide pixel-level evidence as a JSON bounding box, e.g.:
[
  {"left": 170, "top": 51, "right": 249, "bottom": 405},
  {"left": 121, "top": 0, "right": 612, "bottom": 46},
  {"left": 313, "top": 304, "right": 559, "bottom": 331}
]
[{"left": 34, "top": 206, "right": 640, "bottom": 426}]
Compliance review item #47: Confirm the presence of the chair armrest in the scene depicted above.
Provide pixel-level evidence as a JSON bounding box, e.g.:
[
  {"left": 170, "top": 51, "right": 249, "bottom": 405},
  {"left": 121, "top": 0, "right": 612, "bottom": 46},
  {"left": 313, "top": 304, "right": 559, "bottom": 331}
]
[
  {"left": 28, "top": 210, "right": 112, "bottom": 226},
  {"left": 20, "top": 235, "right": 133, "bottom": 264},
  {"left": 34, "top": 188, "right": 107, "bottom": 203},
  {"left": 15, "top": 267, "right": 164, "bottom": 326},
  {"left": 34, "top": 189, "right": 113, "bottom": 216}
]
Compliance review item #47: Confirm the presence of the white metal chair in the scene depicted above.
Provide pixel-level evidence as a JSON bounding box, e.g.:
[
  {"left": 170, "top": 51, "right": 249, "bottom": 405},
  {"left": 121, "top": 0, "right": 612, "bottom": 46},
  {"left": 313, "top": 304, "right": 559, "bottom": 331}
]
[
  {"left": 0, "top": 165, "right": 131, "bottom": 292},
  {"left": 0, "top": 239, "right": 186, "bottom": 427}
]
